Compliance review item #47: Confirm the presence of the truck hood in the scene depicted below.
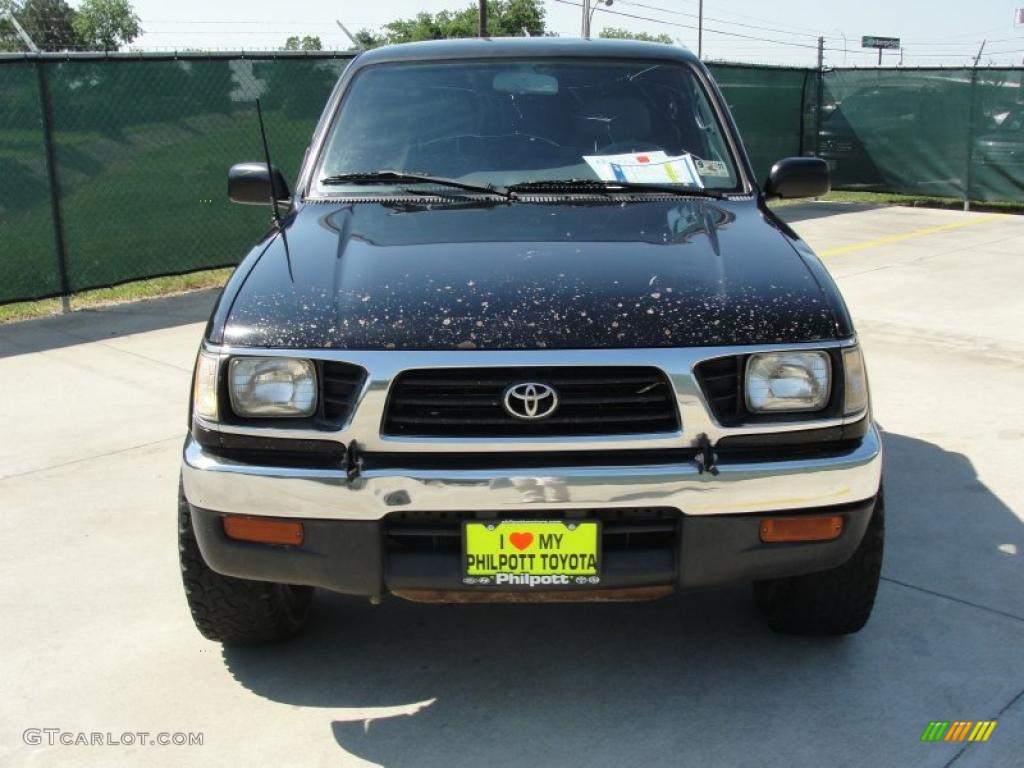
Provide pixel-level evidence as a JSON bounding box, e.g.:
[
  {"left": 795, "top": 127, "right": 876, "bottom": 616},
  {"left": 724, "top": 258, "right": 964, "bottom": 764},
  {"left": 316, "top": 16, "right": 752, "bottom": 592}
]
[{"left": 220, "top": 199, "right": 840, "bottom": 350}]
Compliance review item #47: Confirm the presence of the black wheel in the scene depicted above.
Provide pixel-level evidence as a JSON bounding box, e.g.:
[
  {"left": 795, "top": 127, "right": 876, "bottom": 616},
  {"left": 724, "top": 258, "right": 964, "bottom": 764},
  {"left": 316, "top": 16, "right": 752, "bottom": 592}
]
[
  {"left": 753, "top": 493, "right": 884, "bottom": 636},
  {"left": 178, "top": 479, "right": 313, "bottom": 645}
]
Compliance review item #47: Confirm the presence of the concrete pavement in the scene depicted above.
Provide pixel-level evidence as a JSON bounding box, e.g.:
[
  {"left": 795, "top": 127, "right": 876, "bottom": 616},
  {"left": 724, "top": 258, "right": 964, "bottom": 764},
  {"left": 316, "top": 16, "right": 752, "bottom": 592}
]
[{"left": 0, "top": 203, "right": 1021, "bottom": 767}]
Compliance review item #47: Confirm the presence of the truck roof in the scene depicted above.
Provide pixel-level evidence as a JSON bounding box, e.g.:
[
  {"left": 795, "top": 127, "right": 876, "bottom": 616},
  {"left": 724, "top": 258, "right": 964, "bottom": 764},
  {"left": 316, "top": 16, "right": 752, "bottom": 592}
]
[{"left": 354, "top": 36, "right": 699, "bottom": 66}]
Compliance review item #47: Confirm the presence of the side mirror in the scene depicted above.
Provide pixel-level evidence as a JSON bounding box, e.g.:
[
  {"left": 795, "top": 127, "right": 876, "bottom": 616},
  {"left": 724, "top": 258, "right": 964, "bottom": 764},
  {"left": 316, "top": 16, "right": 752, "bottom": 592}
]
[
  {"left": 763, "top": 157, "right": 830, "bottom": 200},
  {"left": 228, "top": 162, "right": 291, "bottom": 205}
]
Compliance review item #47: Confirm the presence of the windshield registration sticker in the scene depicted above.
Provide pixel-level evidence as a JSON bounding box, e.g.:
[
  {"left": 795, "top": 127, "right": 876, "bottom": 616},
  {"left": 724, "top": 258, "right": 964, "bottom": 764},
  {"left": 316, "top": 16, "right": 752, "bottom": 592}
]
[
  {"left": 695, "top": 158, "right": 730, "bottom": 177},
  {"left": 584, "top": 151, "right": 703, "bottom": 188}
]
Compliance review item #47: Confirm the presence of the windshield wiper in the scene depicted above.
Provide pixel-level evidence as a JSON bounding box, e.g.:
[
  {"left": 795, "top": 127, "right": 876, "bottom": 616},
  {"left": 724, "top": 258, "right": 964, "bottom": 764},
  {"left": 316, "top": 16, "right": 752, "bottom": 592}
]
[
  {"left": 320, "top": 171, "right": 513, "bottom": 199},
  {"left": 508, "top": 179, "right": 726, "bottom": 199}
]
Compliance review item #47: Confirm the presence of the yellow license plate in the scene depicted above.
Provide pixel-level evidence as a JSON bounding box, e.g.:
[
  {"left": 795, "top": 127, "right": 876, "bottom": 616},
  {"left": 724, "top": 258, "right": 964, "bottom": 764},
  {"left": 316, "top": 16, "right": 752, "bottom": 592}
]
[{"left": 463, "top": 520, "right": 601, "bottom": 587}]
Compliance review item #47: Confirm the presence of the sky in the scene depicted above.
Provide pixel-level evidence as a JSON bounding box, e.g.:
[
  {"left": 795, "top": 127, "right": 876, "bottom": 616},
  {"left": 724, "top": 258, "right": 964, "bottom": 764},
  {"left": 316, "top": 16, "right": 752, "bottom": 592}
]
[{"left": 109, "top": 0, "right": 1024, "bottom": 66}]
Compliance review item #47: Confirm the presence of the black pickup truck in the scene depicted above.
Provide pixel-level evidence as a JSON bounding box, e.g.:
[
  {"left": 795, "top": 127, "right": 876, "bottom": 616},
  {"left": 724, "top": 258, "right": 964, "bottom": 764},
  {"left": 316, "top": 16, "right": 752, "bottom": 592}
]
[{"left": 180, "top": 38, "right": 883, "bottom": 644}]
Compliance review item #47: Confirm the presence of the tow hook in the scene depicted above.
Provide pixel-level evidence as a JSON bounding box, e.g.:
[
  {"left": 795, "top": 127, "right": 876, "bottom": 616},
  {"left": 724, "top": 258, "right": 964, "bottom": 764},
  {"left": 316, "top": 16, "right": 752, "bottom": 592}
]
[{"left": 694, "top": 433, "right": 719, "bottom": 476}]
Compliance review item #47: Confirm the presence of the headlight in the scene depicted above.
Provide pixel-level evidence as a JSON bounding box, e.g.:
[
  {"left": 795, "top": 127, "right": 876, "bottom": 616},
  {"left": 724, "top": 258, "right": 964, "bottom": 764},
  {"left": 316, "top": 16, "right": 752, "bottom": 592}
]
[
  {"left": 192, "top": 351, "right": 220, "bottom": 421},
  {"left": 228, "top": 357, "right": 317, "bottom": 418},
  {"left": 745, "top": 351, "right": 831, "bottom": 412},
  {"left": 842, "top": 346, "right": 869, "bottom": 415}
]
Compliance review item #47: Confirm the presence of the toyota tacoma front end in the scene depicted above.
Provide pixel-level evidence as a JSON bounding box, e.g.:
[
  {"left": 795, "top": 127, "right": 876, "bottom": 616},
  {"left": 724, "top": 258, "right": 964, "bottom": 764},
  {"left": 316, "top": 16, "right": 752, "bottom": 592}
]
[{"left": 179, "top": 38, "right": 883, "bottom": 644}]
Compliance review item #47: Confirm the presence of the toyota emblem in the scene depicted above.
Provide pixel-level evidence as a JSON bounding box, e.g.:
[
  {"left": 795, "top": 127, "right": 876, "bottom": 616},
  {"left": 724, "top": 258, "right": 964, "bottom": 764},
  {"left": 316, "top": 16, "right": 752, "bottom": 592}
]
[{"left": 503, "top": 382, "right": 559, "bottom": 420}]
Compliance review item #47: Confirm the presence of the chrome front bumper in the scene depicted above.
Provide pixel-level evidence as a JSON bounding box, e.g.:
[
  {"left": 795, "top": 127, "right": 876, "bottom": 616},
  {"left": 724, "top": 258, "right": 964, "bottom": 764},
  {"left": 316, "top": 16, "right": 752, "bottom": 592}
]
[{"left": 181, "top": 422, "right": 882, "bottom": 521}]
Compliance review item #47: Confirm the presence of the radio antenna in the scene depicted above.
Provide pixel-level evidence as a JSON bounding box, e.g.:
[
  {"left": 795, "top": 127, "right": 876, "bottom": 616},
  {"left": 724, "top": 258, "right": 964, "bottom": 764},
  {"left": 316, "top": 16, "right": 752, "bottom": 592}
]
[{"left": 255, "top": 99, "right": 282, "bottom": 226}]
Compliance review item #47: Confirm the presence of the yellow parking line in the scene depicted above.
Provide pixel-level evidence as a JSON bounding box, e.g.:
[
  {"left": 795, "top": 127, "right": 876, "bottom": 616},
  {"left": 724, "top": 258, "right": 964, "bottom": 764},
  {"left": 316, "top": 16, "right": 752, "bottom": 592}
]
[{"left": 818, "top": 214, "right": 1005, "bottom": 258}]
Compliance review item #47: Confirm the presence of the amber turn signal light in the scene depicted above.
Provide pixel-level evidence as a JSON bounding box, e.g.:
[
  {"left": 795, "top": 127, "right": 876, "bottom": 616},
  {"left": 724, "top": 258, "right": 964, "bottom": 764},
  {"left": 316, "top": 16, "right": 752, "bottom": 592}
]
[
  {"left": 759, "top": 515, "right": 843, "bottom": 543},
  {"left": 223, "top": 515, "right": 304, "bottom": 546}
]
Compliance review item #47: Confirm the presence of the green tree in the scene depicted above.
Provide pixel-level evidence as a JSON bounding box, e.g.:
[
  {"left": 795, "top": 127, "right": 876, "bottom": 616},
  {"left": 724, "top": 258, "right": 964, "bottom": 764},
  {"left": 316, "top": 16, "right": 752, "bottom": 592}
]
[
  {"left": 72, "top": 0, "right": 141, "bottom": 51},
  {"left": 353, "top": 28, "right": 385, "bottom": 49},
  {"left": 376, "top": 0, "right": 545, "bottom": 45},
  {"left": 20, "top": 0, "right": 80, "bottom": 50},
  {"left": 284, "top": 34, "right": 322, "bottom": 51},
  {"left": 489, "top": 0, "right": 545, "bottom": 37},
  {"left": 1, "top": 0, "right": 25, "bottom": 50},
  {"left": 599, "top": 27, "right": 673, "bottom": 44}
]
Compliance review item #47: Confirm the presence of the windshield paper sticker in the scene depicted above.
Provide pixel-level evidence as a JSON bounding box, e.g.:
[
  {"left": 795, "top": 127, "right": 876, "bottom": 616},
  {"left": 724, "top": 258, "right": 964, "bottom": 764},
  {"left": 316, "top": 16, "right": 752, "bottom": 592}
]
[
  {"left": 583, "top": 151, "right": 704, "bottom": 188},
  {"left": 695, "top": 158, "right": 730, "bottom": 177}
]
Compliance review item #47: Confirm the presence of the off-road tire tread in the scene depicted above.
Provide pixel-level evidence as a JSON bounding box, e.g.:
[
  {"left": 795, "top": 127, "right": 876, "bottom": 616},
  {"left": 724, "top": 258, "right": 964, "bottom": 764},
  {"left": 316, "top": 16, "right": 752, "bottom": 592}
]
[
  {"left": 178, "top": 481, "right": 312, "bottom": 645},
  {"left": 753, "top": 494, "right": 884, "bottom": 636}
]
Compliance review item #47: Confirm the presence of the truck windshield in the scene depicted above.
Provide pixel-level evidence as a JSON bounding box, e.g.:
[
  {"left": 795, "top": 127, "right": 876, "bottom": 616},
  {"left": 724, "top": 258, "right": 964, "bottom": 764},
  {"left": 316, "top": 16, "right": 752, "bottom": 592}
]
[{"left": 312, "top": 58, "right": 742, "bottom": 196}]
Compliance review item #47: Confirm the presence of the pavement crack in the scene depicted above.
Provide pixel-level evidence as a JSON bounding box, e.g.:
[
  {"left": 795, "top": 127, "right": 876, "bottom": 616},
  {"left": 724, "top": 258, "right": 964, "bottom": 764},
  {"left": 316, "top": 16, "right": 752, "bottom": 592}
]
[
  {"left": 943, "top": 744, "right": 966, "bottom": 767},
  {"left": 834, "top": 263, "right": 899, "bottom": 279},
  {"left": 53, "top": 327, "right": 193, "bottom": 373},
  {"left": 89, "top": 339, "right": 194, "bottom": 373},
  {"left": 941, "top": 686, "right": 1024, "bottom": 768},
  {"left": 996, "top": 687, "right": 1024, "bottom": 717},
  {"left": 901, "top": 231, "right": 1024, "bottom": 268},
  {"left": 1, "top": 324, "right": 192, "bottom": 374},
  {"left": 881, "top": 576, "right": 1024, "bottom": 624},
  {"left": 833, "top": 230, "right": 1023, "bottom": 281},
  {"left": 855, "top": 322, "right": 1024, "bottom": 363},
  {"left": 0, "top": 436, "right": 182, "bottom": 481}
]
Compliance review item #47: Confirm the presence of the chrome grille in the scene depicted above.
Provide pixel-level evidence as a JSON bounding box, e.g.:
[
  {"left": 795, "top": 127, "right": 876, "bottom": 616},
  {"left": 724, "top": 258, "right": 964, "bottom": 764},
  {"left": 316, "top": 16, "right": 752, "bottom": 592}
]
[
  {"left": 382, "top": 366, "right": 679, "bottom": 437},
  {"left": 321, "top": 361, "right": 366, "bottom": 423},
  {"left": 694, "top": 355, "right": 743, "bottom": 423}
]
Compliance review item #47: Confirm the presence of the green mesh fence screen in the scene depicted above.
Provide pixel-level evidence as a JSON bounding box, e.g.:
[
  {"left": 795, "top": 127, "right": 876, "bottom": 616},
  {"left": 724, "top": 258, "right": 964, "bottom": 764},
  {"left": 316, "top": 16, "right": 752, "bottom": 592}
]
[
  {"left": 820, "top": 68, "right": 1024, "bottom": 202},
  {"left": 0, "top": 61, "right": 61, "bottom": 302},
  {"left": 820, "top": 69, "right": 972, "bottom": 197},
  {"left": 707, "top": 63, "right": 811, "bottom": 183},
  {"left": 0, "top": 54, "right": 352, "bottom": 304},
  {"left": 47, "top": 56, "right": 350, "bottom": 293},
  {"left": 1, "top": 55, "right": 1022, "bottom": 306},
  {"left": 968, "top": 69, "right": 1024, "bottom": 203}
]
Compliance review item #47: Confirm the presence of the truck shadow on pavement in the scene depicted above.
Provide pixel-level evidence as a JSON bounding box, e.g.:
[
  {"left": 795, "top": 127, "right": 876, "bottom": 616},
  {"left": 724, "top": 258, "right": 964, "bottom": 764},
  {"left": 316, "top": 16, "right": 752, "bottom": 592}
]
[
  {"left": 221, "top": 431, "right": 1023, "bottom": 767},
  {"left": 774, "top": 201, "right": 885, "bottom": 224},
  {"left": 0, "top": 289, "right": 218, "bottom": 359}
]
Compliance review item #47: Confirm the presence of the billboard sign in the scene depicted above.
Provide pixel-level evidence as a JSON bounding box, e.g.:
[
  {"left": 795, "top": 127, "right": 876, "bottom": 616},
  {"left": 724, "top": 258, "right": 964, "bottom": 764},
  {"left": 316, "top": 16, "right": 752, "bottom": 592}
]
[{"left": 862, "top": 36, "right": 901, "bottom": 49}]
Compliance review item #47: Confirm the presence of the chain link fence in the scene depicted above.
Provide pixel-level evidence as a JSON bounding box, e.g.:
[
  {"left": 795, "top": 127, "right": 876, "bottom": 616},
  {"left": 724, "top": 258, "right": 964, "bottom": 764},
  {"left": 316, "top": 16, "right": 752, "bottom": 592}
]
[
  {"left": 1, "top": 52, "right": 352, "bottom": 305},
  {"left": 1, "top": 53, "right": 1022, "bottom": 306}
]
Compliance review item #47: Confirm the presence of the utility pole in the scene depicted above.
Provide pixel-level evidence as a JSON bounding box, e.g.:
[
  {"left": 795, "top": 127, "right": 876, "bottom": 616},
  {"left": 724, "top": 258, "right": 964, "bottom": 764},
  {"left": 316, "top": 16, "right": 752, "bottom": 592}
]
[
  {"left": 963, "top": 40, "right": 986, "bottom": 211},
  {"left": 972, "top": 39, "right": 986, "bottom": 67},
  {"left": 479, "top": 0, "right": 487, "bottom": 37},
  {"left": 335, "top": 20, "right": 363, "bottom": 51},
  {"left": 581, "top": 0, "right": 591, "bottom": 38},
  {"left": 815, "top": 37, "right": 824, "bottom": 160},
  {"left": 697, "top": 0, "right": 703, "bottom": 58}
]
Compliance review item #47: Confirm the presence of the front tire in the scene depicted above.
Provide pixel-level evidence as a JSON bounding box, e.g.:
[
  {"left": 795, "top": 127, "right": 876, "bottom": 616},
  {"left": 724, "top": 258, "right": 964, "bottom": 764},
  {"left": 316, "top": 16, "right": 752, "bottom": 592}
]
[
  {"left": 178, "top": 479, "right": 313, "bottom": 645},
  {"left": 753, "top": 493, "right": 884, "bottom": 636}
]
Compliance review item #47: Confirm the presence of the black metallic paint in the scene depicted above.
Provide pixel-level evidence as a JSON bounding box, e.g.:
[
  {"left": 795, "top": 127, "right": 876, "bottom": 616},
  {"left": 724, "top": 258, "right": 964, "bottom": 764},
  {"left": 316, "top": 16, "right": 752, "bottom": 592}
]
[
  {"left": 216, "top": 197, "right": 846, "bottom": 350},
  {"left": 209, "top": 38, "right": 853, "bottom": 352}
]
